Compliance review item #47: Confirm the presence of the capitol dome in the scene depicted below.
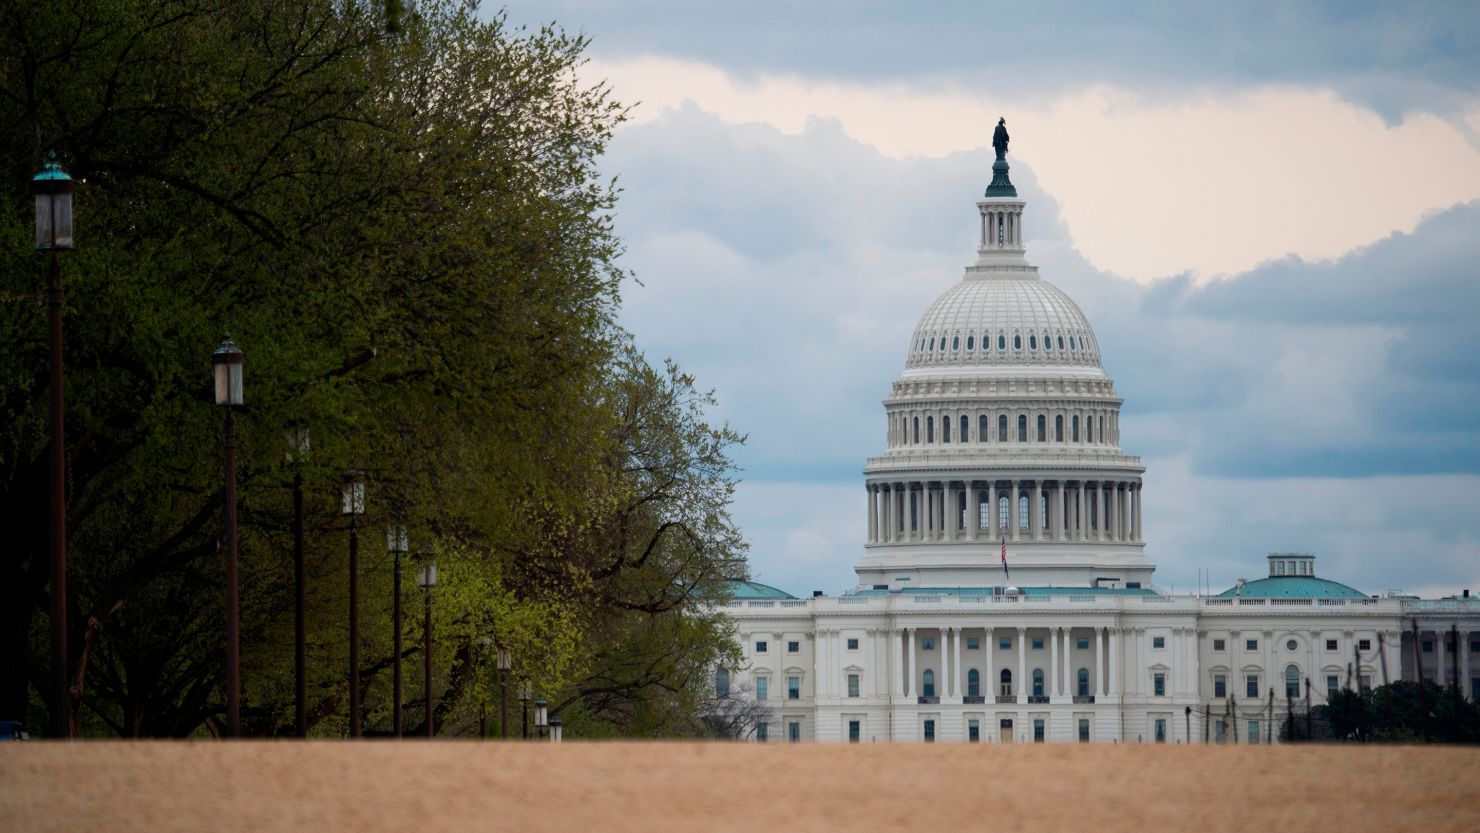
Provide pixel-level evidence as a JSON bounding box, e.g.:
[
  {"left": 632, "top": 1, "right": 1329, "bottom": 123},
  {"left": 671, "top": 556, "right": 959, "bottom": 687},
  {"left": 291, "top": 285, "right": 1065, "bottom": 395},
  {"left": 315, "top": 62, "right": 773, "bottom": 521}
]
[{"left": 905, "top": 274, "right": 1102, "bottom": 371}]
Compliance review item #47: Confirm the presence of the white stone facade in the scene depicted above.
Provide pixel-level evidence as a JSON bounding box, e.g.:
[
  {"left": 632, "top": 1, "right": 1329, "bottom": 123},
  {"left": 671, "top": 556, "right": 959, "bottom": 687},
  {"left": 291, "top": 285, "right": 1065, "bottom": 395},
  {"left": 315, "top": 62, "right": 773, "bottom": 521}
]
[{"left": 721, "top": 156, "right": 1480, "bottom": 743}]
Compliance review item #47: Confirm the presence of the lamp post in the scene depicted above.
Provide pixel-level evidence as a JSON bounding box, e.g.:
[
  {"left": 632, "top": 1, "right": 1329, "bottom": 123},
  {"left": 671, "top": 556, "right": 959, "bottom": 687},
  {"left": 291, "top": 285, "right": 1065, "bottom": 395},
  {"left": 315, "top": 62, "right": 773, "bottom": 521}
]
[
  {"left": 386, "top": 525, "right": 409, "bottom": 737},
  {"left": 519, "top": 682, "right": 531, "bottom": 740},
  {"left": 496, "top": 643, "right": 511, "bottom": 740},
  {"left": 549, "top": 715, "right": 563, "bottom": 744},
  {"left": 34, "top": 152, "right": 74, "bottom": 740},
  {"left": 287, "top": 428, "right": 310, "bottom": 737},
  {"left": 212, "top": 336, "right": 244, "bottom": 737},
  {"left": 534, "top": 697, "right": 548, "bottom": 740},
  {"left": 341, "top": 470, "right": 366, "bottom": 737},
  {"left": 418, "top": 552, "right": 437, "bottom": 738}
]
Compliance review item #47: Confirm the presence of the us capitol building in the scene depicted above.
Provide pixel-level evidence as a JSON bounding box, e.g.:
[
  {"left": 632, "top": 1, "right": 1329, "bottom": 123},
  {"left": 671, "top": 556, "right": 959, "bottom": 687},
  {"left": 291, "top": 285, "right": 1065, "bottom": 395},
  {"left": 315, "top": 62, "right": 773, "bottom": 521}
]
[{"left": 719, "top": 126, "right": 1480, "bottom": 743}]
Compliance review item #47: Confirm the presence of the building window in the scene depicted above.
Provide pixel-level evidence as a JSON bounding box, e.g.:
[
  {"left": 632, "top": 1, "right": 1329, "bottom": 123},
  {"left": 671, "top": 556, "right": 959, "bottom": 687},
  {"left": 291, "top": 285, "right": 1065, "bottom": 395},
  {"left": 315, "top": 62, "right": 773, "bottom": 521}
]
[
  {"left": 1153, "top": 673, "right": 1166, "bottom": 697},
  {"left": 756, "top": 722, "right": 768, "bottom": 742},
  {"left": 967, "top": 668, "right": 980, "bottom": 698},
  {"left": 1072, "top": 415, "right": 1080, "bottom": 442},
  {"left": 849, "top": 720, "right": 861, "bottom": 743},
  {"left": 788, "top": 641, "right": 800, "bottom": 653},
  {"left": 927, "top": 416, "right": 934, "bottom": 443},
  {"left": 1019, "top": 494, "right": 1029, "bottom": 529},
  {"left": 756, "top": 677, "right": 768, "bottom": 701},
  {"left": 1213, "top": 639, "right": 1226, "bottom": 651},
  {"left": 1077, "top": 668, "right": 1089, "bottom": 696},
  {"left": 1086, "top": 415, "right": 1094, "bottom": 443},
  {"left": 923, "top": 638, "right": 935, "bottom": 650},
  {"left": 1029, "top": 335, "right": 1038, "bottom": 350},
  {"left": 1031, "top": 637, "right": 1044, "bottom": 650},
  {"left": 788, "top": 676, "right": 801, "bottom": 700},
  {"left": 923, "top": 669, "right": 936, "bottom": 698},
  {"left": 1154, "top": 718, "right": 1166, "bottom": 743},
  {"left": 1285, "top": 639, "right": 1297, "bottom": 651},
  {"left": 960, "top": 415, "right": 969, "bottom": 443},
  {"left": 716, "top": 668, "right": 730, "bottom": 698},
  {"left": 1326, "top": 675, "right": 1339, "bottom": 698},
  {"left": 847, "top": 638, "right": 859, "bottom": 650},
  {"left": 1248, "top": 720, "right": 1260, "bottom": 744},
  {"left": 1032, "top": 669, "right": 1045, "bottom": 698},
  {"left": 1076, "top": 637, "right": 1089, "bottom": 650},
  {"left": 1000, "top": 669, "right": 1013, "bottom": 697},
  {"left": 755, "top": 641, "right": 767, "bottom": 653},
  {"left": 1033, "top": 719, "right": 1045, "bottom": 742},
  {"left": 1214, "top": 674, "right": 1226, "bottom": 698},
  {"left": 913, "top": 417, "right": 920, "bottom": 444},
  {"left": 1359, "top": 675, "right": 1372, "bottom": 693},
  {"left": 1055, "top": 415, "right": 1064, "bottom": 441},
  {"left": 1152, "top": 636, "right": 1165, "bottom": 649},
  {"left": 848, "top": 674, "right": 860, "bottom": 698},
  {"left": 966, "top": 335, "right": 975, "bottom": 351},
  {"left": 1358, "top": 639, "right": 1371, "bottom": 651},
  {"left": 967, "top": 637, "right": 980, "bottom": 650},
  {"left": 968, "top": 719, "right": 980, "bottom": 743},
  {"left": 999, "top": 495, "right": 1009, "bottom": 528},
  {"left": 1247, "top": 675, "right": 1259, "bottom": 699},
  {"left": 1014, "top": 335, "right": 1022, "bottom": 350},
  {"left": 1078, "top": 719, "right": 1090, "bottom": 742},
  {"left": 952, "top": 336, "right": 959, "bottom": 350},
  {"left": 1036, "top": 415, "right": 1046, "bottom": 442},
  {"left": 1422, "top": 640, "right": 1433, "bottom": 653},
  {"left": 1285, "top": 665, "right": 1300, "bottom": 698},
  {"left": 1247, "top": 639, "right": 1259, "bottom": 651},
  {"left": 1325, "top": 639, "right": 1338, "bottom": 652},
  {"left": 1000, "top": 636, "right": 1012, "bottom": 650},
  {"left": 942, "top": 417, "right": 951, "bottom": 443},
  {"left": 979, "top": 415, "right": 989, "bottom": 442},
  {"left": 1276, "top": 561, "right": 1285, "bottom": 576},
  {"left": 788, "top": 721, "right": 801, "bottom": 743},
  {"left": 924, "top": 719, "right": 936, "bottom": 742},
  {"left": 1017, "top": 414, "right": 1027, "bottom": 441},
  {"left": 999, "top": 335, "right": 1006, "bottom": 350}
]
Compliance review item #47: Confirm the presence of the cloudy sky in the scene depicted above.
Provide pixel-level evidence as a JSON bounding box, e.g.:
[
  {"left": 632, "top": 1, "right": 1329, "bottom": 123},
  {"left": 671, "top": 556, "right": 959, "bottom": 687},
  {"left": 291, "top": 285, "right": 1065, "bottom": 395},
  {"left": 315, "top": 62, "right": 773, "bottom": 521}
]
[{"left": 502, "top": 1, "right": 1480, "bottom": 598}]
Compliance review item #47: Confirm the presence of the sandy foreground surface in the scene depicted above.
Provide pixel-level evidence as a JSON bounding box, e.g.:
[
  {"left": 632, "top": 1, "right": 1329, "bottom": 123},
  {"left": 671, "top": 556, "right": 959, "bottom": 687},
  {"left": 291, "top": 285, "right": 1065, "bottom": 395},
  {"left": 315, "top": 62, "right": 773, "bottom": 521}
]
[{"left": 3, "top": 742, "right": 1479, "bottom": 832}]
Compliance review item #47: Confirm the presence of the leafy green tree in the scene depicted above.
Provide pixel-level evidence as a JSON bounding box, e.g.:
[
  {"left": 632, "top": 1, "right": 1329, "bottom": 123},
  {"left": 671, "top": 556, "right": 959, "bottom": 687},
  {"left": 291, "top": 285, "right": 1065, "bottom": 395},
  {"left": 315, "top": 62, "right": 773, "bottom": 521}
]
[{"left": 0, "top": 0, "right": 747, "bottom": 738}]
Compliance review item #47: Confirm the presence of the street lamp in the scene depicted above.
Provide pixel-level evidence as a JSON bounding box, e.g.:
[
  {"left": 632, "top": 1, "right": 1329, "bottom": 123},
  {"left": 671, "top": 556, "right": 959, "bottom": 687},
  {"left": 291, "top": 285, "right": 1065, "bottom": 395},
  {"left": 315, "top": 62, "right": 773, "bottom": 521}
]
[
  {"left": 496, "top": 642, "right": 511, "bottom": 740},
  {"left": 549, "top": 715, "right": 563, "bottom": 744},
  {"left": 286, "top": 427, "right": 310, "bottom": 737},
  {"left": 212, "top": 335, "right": 244, "bottom": 737},
  {"left": 34, "top": 153, "right": 74, "bottom": 740},
  {"left": 418, "top": 550, "right": 437, "bottom": 738},
  {"left": 519, "top": 682, "right": 532, "bottom": 740},
  {"left": 341, "top": 469, "right": 366, "bottom": 737},
  {"left": 534, "top": 697, "right": 548, "bottom": 740},
  {"left": 386, "top": 524, "right": 409, "bottom": 737}
]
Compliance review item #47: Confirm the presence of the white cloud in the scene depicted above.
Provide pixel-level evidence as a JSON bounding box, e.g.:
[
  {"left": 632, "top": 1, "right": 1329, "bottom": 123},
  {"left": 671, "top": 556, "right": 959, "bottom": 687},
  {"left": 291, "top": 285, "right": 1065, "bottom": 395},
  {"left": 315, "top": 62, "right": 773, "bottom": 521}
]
[{"left": 590, "top": 56, "right": 1480, "bottom": 282}]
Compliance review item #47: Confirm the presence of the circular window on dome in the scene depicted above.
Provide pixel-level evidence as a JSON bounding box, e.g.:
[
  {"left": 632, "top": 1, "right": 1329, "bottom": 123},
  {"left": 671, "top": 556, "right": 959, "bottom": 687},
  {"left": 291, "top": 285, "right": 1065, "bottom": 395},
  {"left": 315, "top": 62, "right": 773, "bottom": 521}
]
[
  {"left": 998, "top": 335, "right": 1006, "bottom": 350},
  {"left": 1058, "top": 335, "right": 1065, "bottom": 350},
  {"left": 1029, "top": 335, "right": 1037, "bottom": 350},
  {"left": 1286, "top": 639, "right": 1298, "bottom": 651},
  {"left": 967, "top": 335, "right": 975, "bottom": 351},
  {"left": 952, "top": 336, "right": 959, "bottom": 350}
]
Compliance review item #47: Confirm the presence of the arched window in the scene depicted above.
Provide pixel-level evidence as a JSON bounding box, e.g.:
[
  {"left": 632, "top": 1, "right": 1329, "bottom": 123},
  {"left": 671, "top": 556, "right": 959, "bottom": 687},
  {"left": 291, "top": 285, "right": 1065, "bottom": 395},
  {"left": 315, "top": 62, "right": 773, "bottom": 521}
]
[
  {"left": 1077, "top": 668, "right": 1089, "bottom": 697},
  {"left": 1086, "top": 415, "right": 1095, "bottom": 443},
  {"left": 968, "top": 669, "right": 981, "bottom": 698},
  {"left": 1017, "top": 415, "right": 1027, "bottom": 441},
  {"left": 926, "top": 416, "right": 934, "bottom": 443},
  {"left": 913, "top": 417, "right": 920, "bottom": 444},
  {"left": 1000, "top": 669, "right": 1013, "bottom": 697},
  {"left": 998, "top": 335, "right": 1006, "bottom": 350},
  {"left": 1041, "top": 493, "right": 1049, "bottom": 530},
  {"left": 1099, "top": 416, "right": 1105, "bottom": 443},
  {"left": 998, "top": 415, "right": 1008, "bottom": 442},
  {"left": 928, "top": 337, "right": 935, "bottom": 351},
  {"left": 1058, "top": 336, "right": 1065, "bottom": 350},
  {"left": 1072, "top": 415, "right": 1080, "bottom": 442},
  {"left": 1032, "top": 669, "right": 1045, "bottom": 698},
  {"left": 1069, "top": 335, "right": 1076, "bottom": 350},
  {"left": 952, "top": 336, "right": 960, "bottom": 350},
  {"left": 1285, "top": 665, "right": 1301, "bottom": 698},
  {"left": 939, "top": 337, "right": 947, "bottom": 352},
  {"left": 1029, "top": 335, "right": 1037, "bottom": 350},
  {"left": 1014, "top": 334, "right": 1022, "bottom": 350},
  {"left": 1055, "top": 415, "right": 1064, "bottom": 441},
  {"left": 1036, "top": 415, "right": 1046, "bottom": 442},
  {"left": 919, "top": 338, "right": 925, "bottom": 351},
  {"left": 980, "top": 415, "right": 989, "bottom": 442},
  {"left": 716, "top": 668, "right": 731, "bottom": 698},
  {"left": 1019, "top": 495, "right": 1029, "bottom": 529},
  {"left": 960, "top": 415, "right": 969, "bottom": 443},
  {"left": 998, "top": 495, "right": 1009, "bottom": 529},
  {"left": 942, "top": 417, "right": 951, "bottom": 443},
  {"left": 967, "top": 335, "right": 975, "bottom": 351},
  {"left": 923, "top": 669, "right": 936, "bottom": 699}
]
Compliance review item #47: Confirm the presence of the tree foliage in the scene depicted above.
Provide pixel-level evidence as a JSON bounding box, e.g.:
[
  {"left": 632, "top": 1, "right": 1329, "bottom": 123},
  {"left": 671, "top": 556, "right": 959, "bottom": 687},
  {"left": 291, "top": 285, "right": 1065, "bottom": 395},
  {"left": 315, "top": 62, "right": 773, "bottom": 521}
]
[{"left": 0, "top": 0, "right": 747, "bottom": 738}]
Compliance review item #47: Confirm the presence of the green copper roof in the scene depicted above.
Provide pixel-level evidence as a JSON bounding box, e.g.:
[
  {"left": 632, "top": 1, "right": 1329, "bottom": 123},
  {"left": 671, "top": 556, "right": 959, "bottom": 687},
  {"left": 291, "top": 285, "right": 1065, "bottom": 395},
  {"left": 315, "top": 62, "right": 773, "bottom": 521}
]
[
  {"left": 722, "top": 580, "right": 797, "bottom": 600},
  {"left": 1216, "top": 576, "right": 1368, "bottom": 600},
  {"left": 843, "top": 586, "right": 1158, "bottom": 597},
  {"left": 984, "top": 159, "right": 1017, "bottom": 197}
]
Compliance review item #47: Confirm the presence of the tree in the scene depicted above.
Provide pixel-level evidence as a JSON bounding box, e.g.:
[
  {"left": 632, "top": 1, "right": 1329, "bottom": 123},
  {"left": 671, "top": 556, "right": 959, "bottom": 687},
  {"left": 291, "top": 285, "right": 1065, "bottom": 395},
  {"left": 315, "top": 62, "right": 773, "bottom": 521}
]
[{"left": 0, "top": 0, "right": 746, "bottom": 738}]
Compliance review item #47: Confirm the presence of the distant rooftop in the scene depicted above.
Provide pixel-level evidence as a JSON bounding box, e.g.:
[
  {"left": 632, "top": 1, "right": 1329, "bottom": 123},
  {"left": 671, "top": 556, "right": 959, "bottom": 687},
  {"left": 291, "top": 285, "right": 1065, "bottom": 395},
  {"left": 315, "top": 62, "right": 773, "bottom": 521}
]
[
  {"left": 721, "top": 580, "right": 797, "bottom": 600},
  {"left": 844, "top": 585, "right": 1159, "bottom": 597}
]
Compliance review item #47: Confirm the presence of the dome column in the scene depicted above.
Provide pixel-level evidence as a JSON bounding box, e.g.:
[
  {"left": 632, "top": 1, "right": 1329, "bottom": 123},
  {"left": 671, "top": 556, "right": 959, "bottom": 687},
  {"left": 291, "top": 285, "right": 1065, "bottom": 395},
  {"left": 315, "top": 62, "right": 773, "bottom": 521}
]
[
  {"left": 1009, "top": 479, "right": 1020, "bottom": 542},
  {"left": 1032, "top": 481, "right": 1043, "bottom": 541},
  {"left": 966, "top": 483, "right": 978, "bottom": 541},
  {"left": 867, "top": 484, "right": 878, "bottom": 543},
  {"left": 1135, "top": 483, "right": 1143, "bottom": 542}
]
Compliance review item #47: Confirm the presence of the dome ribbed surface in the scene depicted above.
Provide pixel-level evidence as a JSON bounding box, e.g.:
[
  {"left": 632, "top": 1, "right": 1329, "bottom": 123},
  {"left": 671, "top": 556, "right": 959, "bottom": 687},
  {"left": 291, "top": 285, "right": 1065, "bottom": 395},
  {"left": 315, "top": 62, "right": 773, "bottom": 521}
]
[{"left": 906, "top": 275, "right": 1101, "bottom": 369}]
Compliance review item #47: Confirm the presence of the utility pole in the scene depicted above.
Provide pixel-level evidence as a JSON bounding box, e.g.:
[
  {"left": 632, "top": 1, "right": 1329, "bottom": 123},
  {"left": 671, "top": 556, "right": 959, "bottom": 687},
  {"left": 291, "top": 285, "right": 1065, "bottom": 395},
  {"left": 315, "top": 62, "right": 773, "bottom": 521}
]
[
  {"left": 1304, "top": 678, "right": 1312, "bottom": 740},
  {"left": 1203, "top": 705, "right": 1209, "bottom": 744},
  {"left": 1230, "top": 693, "right": 1237, "bottom": 744},
  {"left": 1184, "top": 705, "right": 1191, "bottom": 744},
  {"left": 1412, "top": 620, "right": 1428, "bottom": 742},
  {"left": 1266, "top": 688, "right": 1273, "bottom": 744},
  {"left": 1452, "top": 625, "right": 1462, "bottom": 696}
]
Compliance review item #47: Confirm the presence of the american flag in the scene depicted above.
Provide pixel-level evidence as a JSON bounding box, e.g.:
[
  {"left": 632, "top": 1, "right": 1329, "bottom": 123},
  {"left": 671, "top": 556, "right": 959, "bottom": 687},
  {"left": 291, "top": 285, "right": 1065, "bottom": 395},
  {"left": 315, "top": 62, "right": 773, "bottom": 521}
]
[{"left": 1001, "top": 532, "right": 1009, "bottom": 580}]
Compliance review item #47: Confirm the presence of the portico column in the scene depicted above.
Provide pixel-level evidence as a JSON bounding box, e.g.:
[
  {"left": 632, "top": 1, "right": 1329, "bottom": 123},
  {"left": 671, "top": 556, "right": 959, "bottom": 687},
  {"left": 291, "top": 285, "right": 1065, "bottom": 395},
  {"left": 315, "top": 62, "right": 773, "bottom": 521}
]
[
  {"left": 899, "top": 633, "right": 911, "bottom": 698},
  {"left": 1095, "top": 627, "right": 1105, "bottom": 697},
  {"left": 867, "top": 485, "right": 878, "bottom": 543},
  {"left": 988, "top": 482, "right": 998, "bottom": 535},
  {"left": 1050, "top": 626, "right": 1060, "bottom": 697},
  {"left": 1017, "top": 627, "right": 1027, "bottom": 701},
  {"left": 985, "top": 628, "right": 996, "bottom": 699},
  {"left": 1063, "top": 627, "right": 1072, "bottom": 697},
  {"left": 954, "top": 625, "right": 964, "bottom": 697},
  {"left": 1120, "top": 483, "right": 1130, "bottom": 542},
  {"left": 1010, "top": 480, "right": 1020, "bottom": 542},
  {"left": 1109, "top": 627, "right": 1120, "bottom": 696},
  {"left": 1076, "top": 483, "right": 1086, "bottom": 541},
  {"left": 1032, "top": 481, "right": 1043, "bottom": 541},
  {"left": 893, "top": 628, "right": 905, "bottom": 696},
  {"left": 1437, "top": 629, "right": 1447, "bottom": 687},
  {"left": 967, "top": 483, "right": 978, "bottom": 541},
  {"left": 946, "top": 483, "right": 958, "bottom": 540}
]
